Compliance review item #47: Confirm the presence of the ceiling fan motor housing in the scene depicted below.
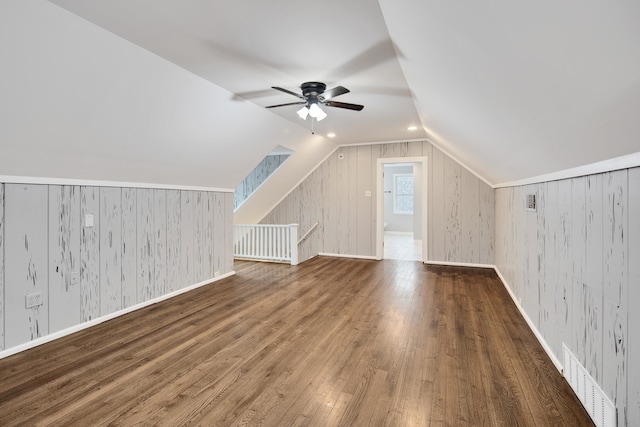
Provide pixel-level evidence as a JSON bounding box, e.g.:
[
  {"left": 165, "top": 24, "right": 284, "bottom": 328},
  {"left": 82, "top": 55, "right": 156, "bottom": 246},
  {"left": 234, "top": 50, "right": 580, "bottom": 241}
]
[{"left": 301, "top": 82, "right": 326, "bottom": 99}]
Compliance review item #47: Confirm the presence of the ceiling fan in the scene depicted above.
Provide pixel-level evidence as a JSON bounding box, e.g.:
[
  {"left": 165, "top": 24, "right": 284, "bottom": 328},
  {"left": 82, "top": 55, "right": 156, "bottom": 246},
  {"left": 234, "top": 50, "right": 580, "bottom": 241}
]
[{"left": 265, "top": 82, "right": 364, "bottom": 122}]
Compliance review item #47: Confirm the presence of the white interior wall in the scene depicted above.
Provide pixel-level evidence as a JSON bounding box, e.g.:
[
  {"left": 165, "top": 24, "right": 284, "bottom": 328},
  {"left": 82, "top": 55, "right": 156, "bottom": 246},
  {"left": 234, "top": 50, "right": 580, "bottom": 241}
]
[
  {"left": 0, "top": 181, "right": 234, "bottom": 355},
  {"left": 262, "top": 140, "right": 494, "bottom": 265},
  {"left": 494, "top": 167, "right": 640, "bottom": 426}
]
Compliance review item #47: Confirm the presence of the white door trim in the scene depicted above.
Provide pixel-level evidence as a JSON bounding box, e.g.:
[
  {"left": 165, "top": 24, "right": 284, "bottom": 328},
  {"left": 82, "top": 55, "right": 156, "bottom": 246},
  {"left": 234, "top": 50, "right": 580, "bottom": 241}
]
[{"left": 376, "top": 156, "right": 429, "bottom": 261}]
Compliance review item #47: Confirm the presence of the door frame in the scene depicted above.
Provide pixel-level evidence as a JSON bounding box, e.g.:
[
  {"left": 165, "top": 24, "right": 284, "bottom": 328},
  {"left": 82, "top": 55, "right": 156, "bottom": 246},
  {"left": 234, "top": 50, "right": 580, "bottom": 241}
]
[{"left": 375, "top": 156, "right": 428, "bottom": 261}]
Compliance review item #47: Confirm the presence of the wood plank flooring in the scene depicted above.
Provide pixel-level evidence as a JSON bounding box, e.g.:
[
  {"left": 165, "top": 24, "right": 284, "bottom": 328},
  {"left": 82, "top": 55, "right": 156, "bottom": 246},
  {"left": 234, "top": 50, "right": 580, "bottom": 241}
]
[{"left": 0, "top": 257, "right": 592, "bottom": 426}]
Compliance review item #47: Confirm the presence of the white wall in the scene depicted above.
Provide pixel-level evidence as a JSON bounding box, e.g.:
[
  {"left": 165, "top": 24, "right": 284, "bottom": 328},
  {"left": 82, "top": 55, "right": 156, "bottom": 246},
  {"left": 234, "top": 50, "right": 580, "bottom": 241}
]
[
  {"left": 262, "top": 141, "right": 494, "bottom": 264},
  {"left": 0, "top": 181, "right": 234, "bottom": 353},
  {"left": 495, "top": 167, "right": 640, "bottom": 426},
  {"left": 0, "top": 0, "right": 320, "bottom": 191}
]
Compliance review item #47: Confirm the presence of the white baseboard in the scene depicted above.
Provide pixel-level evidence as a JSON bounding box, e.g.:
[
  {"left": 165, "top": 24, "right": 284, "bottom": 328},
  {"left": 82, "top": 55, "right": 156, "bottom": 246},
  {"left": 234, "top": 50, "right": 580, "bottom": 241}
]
[
  {"left": 0, "top": 271, "right": 236, "bottom": 360},
  {"left": 492, "top": 267, "right": 563, "bottom": 372},
  {"left": 318, "top": 252, "right": 378, "bottom": 260},
  {"left": 424, "top": 260, "right": 495, "bottom": 269}
]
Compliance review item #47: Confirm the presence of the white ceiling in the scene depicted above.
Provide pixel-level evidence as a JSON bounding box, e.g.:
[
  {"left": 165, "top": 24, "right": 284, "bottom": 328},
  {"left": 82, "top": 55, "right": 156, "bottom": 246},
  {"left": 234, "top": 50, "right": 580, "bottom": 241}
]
[
  {"left": 50, "top": 0, "right": 426, "bottom": 146},
  {"left": 380, "top": 0, "right": 640, "bottom": 184},
  {"left": 4, "top": 0, "right": 639, "bottom": 192}
]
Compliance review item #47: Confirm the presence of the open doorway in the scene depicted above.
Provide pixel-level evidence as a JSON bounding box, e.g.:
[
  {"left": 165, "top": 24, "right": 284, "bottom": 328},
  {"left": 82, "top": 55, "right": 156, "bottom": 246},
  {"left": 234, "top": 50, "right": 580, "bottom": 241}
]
[
  {"left": 376, "top": 157, "right": 428, "bottom": 262},
  {"left": 382, "top": 163, "right": 421, "bottom": 261}
]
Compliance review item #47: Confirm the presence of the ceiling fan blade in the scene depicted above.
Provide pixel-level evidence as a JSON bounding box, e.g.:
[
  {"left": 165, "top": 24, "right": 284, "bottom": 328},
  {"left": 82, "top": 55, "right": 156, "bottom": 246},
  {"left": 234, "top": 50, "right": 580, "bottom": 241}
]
[
  {"left": 265, "top": 101, "right": 306, "bottom": 109},
  {"left": 271, "top": 86, "right": 305, "bottom": 100},
  {"left": 320, "top": 86, "right": 349, "bottom": 101},
  {"left": 324, "top": 101, "right": 364, "bottom": 111}
]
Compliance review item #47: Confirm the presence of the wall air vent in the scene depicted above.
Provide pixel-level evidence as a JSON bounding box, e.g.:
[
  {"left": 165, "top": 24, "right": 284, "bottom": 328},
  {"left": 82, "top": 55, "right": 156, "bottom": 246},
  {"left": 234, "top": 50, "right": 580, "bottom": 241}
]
[
  {"left": 562, "top": 344, "right": 616, "bottom": 427},
  {"left": 526, "top": 193, "right": 537, "bottom": 212}
]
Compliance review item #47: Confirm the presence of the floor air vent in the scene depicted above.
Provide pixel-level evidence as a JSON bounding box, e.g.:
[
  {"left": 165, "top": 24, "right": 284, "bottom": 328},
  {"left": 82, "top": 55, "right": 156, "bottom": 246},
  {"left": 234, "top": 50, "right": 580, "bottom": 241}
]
[{"left": 562, "top": 343, "right": 616, "bottom": 427}]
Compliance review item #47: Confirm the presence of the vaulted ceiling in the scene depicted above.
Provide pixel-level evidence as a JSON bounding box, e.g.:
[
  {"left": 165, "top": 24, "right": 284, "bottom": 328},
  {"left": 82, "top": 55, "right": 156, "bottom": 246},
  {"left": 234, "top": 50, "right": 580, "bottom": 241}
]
[{"left": 2, "top": 1, "right": 639, "bottom": 217}]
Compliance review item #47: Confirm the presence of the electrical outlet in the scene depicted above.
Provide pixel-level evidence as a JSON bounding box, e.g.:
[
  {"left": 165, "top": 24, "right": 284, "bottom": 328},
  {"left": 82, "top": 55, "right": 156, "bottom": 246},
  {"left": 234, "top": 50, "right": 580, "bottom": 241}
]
[
  {"left": 214, "top": 271, "right": 220, "bottom": 277},
  {"left": 25, "top": 292, "right": 43, "bottom": 308}
]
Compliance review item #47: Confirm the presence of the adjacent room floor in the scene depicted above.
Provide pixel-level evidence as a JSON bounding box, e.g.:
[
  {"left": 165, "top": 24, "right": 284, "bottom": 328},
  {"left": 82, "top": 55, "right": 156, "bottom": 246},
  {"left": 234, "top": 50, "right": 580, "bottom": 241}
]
[{"left": 384, "top": 233, "right": 422, "bottom": 261}]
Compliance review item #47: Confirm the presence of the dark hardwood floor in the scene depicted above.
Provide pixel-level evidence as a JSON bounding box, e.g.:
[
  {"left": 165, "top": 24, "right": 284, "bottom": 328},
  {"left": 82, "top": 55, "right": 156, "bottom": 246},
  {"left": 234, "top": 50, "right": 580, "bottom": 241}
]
[{"left": 0, "top": 257, "right": 592, "bottom": 426}]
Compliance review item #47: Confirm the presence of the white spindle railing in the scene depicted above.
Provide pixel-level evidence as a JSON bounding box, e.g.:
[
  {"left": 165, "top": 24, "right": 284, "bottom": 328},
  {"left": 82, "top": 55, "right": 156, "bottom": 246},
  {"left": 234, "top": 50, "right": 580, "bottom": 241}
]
[{"left": 233, "top": 224, "right": 299, "bottom": 265}]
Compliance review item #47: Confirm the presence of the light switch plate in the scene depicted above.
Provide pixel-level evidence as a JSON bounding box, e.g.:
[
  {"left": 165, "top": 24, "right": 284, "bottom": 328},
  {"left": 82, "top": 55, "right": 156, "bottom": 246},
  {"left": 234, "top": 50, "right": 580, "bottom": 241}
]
[{"left": 85, "top": 214, "right": 94, "bottom": 227}]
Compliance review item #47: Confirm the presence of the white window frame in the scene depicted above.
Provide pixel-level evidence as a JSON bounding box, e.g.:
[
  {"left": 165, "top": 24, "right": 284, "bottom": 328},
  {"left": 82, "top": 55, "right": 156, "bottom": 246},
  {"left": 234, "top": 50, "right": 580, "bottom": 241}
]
[{"left": 393, "top": 173, "right": 414, "bottom": 215}]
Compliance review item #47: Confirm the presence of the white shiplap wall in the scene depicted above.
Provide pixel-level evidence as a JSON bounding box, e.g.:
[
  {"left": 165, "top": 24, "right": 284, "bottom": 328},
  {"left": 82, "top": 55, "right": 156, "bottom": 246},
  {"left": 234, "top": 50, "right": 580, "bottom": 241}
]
[
  {"left": 0, "top": 182, "right": 234, "bottom": 355},
  {"left": 262, "top": 141, "right": 494, "bottom": 264},
  {"left": 4, "top": 185, "right": 49, "bottom": 348},
  {"left": 0, "top": 184, "right": 4, "bottom": 349},
  {"left": 121, "top": 187, "right": 137, "bottom": 308},
  {"left": 629, "top": 168, "right": 640, "bottom": 424},
  {"left": 49, "top": 185, "right": 81, "bottom": 332},
  {"left": 495, "top": 167, "right": 639, "bottom": 427},
  {"left": 234, "top": 154, "right": 290, "bottom": 209},
  {"left": 100, "top": 187, "right": 122, "bottom": 316}
]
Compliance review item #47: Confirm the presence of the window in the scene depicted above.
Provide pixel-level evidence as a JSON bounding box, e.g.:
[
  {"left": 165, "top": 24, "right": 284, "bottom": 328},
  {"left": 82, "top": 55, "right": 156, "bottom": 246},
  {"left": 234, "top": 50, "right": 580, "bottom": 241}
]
[{"left": 394, "top": 173, "right": 414, "bottom": 214}]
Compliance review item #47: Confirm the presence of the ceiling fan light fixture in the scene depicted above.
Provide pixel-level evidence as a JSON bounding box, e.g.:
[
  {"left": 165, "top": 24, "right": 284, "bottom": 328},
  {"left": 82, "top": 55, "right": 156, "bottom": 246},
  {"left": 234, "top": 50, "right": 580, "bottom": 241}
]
[
  {"left": 297, "top": 106, "right": 310, "bottom": 120},
  {"left": 308, "top": 103, "right": 327, "bottom": 121}
]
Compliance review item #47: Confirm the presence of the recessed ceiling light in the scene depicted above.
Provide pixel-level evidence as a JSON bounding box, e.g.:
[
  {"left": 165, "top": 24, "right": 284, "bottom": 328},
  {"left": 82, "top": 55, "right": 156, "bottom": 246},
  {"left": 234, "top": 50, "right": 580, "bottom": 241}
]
[
  {"left": 407, "top": 125, "right": 418, "bottom": 131},
  {"left": 327, "top": 133, "right": 336, "bottom": 138}
]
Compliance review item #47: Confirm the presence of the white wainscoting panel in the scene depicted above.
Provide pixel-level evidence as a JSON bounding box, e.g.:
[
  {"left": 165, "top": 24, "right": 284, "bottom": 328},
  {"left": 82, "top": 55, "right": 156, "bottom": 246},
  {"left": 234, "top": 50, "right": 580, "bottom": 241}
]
[
  {"left": 49, "top": 185, "right": 81, "bottom": 332},
  {"left": 571, "top": 177, "right": 587, "bottom": 365},
  {"left": 154, "top": 189, "right": 167, "bottom": 298},
  {"left": 213, "top": 193, "right": 225, "bottom": 275},
  {"left": 557, "top": 179, "right": 573, "bottom": 359},
  {"left": 461, "top": 168, "right": 479, "bottom": 263},
  {"left": 204, "top": 192, "right": 215, "bottom": 278},
  {"left": 478, "top": 177, "right": 494, "bottom": 265},
  {"left": 5, "top": 184, "right": 49, "bottom": 347},
  {"left": 136, "top": 188, "right": 154, "bottom": 303},
  {"left": 336, "top": 148, "right": 350, "bottom": 255},
  {"left": 430, "top": 147, "right": 445, "bottom": 261},
  {"left": 628, "top": 167, "right": 640, "bottom": 424},
  {"left": 166, "top": 190, "right": 181, "bottom": 293},
  {"left": 356, "top": 146, "right": 372, "bottom": 256},
  {"left": 535, "top": 182, "right": 549, "bottom": 350},
  {"left": 602, "top": 170, "right": 628, "bottom": 427},
  {"left": 181, "top": 191, "right": 194, "bottom": 287},
  {"left": 100, "top": 187, "right": 122, "bottom": 316},
  {"left": 80, "top": 186, "right": 100, "bottom": 322},
  {"left": 224, "top": 192, "right": 234, "bottom": 273},
  {"left": 121, "top": 187, "right": 137, "bottom": 308},
  {"left": 585, "top": 174, "right": 604, "bottom": 384},
  {"left": 0, "top": 180, "right": 234, "bottom": 356},
  {"left": 495, "top": 166, "right": 639, "bottom": 426},
  {"left": 444, "top": 154, "right": 462, "bottom": 262},
  {"left": 0, "top": 184, "right": 4, "bottom": 350},
  {"left": 194, "top": 192, "right": 204, "bottom": 282}
]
